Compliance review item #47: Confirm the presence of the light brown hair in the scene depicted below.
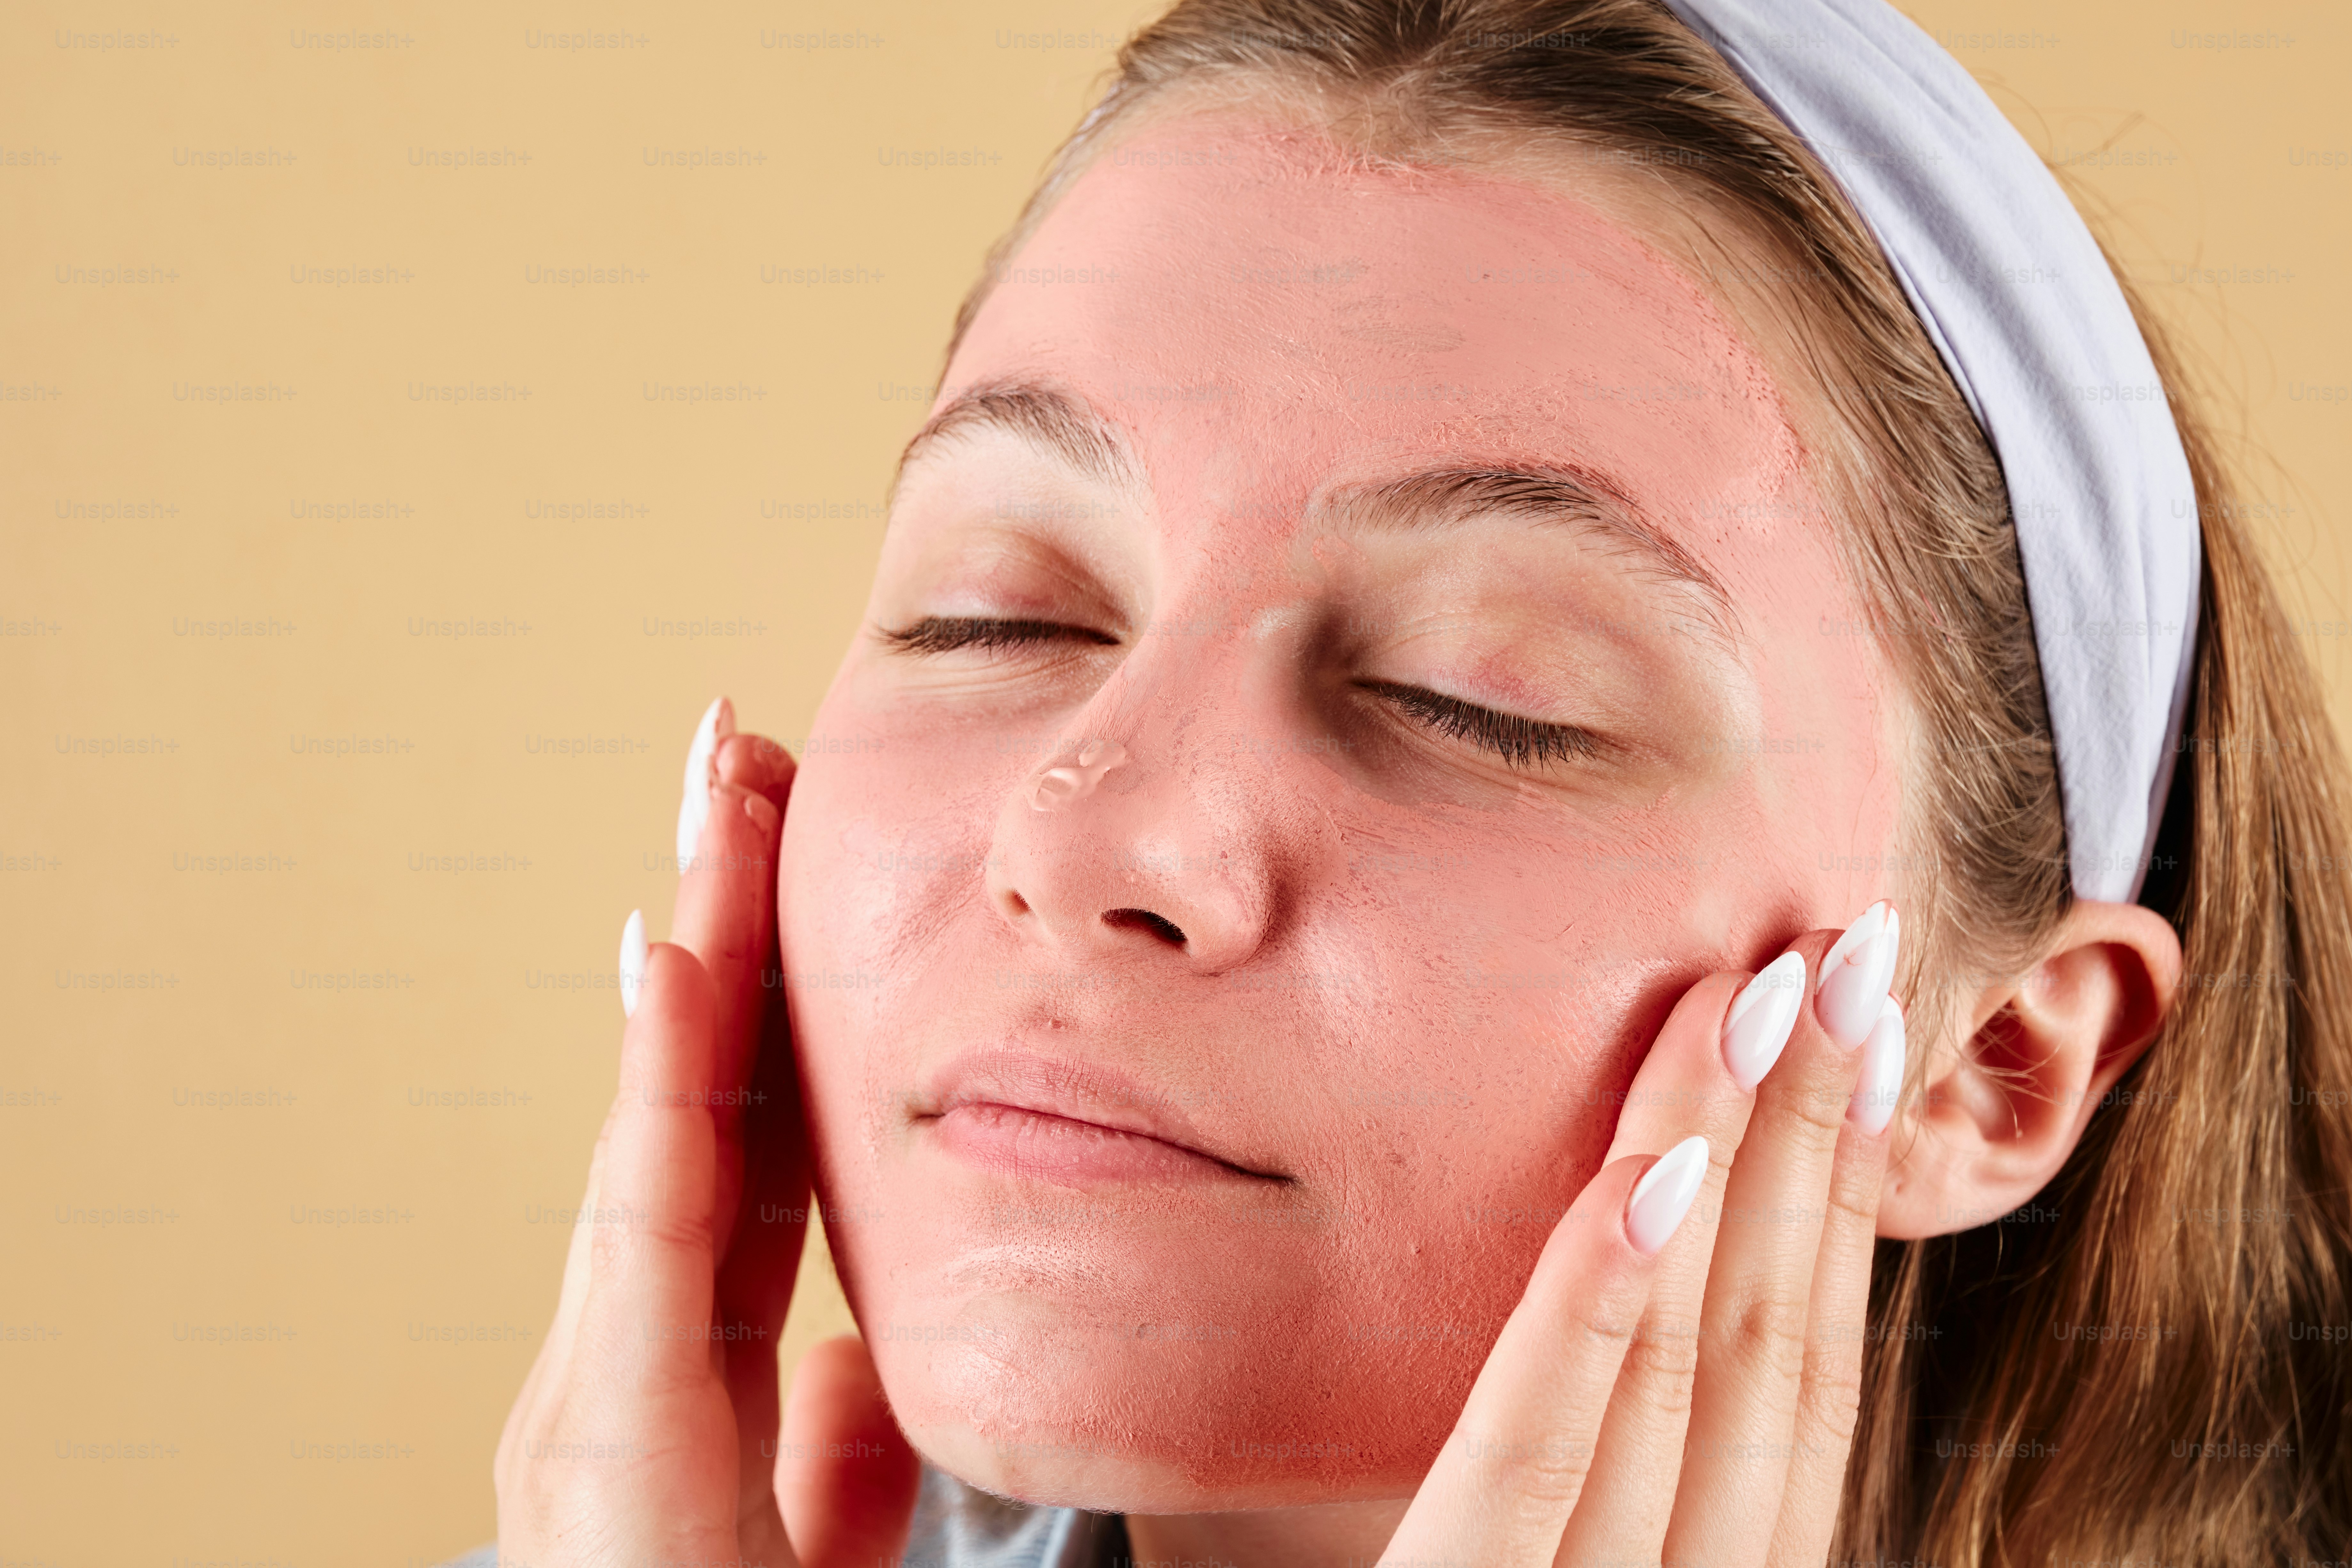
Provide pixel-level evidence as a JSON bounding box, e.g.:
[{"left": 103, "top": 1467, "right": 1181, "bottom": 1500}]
[{"left": 941, "top": 2, "right": 2352, "bottom": 1558}]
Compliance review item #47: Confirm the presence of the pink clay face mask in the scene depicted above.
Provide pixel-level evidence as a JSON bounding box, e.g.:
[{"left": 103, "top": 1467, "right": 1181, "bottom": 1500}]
[{"left": 776, "top": 110, "right": 1904, "bottom": 1512}]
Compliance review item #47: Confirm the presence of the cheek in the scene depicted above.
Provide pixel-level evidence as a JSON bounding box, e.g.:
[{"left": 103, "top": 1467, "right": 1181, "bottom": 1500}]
[
  {"left": 775, "top": 727, "right": 981, "bottom": 1219},
  {"left": 778, "top": 700, "right": 1015, "bottom": 970}
]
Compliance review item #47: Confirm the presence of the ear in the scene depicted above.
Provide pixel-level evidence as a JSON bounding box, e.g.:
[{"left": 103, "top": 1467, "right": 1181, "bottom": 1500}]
[{"left": 1875, "top": 899, "right": 2182, "bottom": 1239}]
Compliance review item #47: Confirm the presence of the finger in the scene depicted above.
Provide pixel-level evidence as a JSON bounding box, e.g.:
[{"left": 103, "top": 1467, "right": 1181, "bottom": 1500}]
[
  {"left": 671, "top": 763, "right": 784, "bottom": 1074},
  {"left": 699, "top": 729, "right": 800, "bottom": 1253},
  {"left": 505, "top": 940, "right": 747, "bottom": 1561},
  {"left": 701, "top": 728, "right": 796, "bottom": 1179},
  {"left": 577, "top": 939, "right": 724, "bottom": 1387},
  {"left": 700, "top": 727, "right": 811, "bottom": 1537},
  {"left": 1766, "top": 1000, "right": 1903, "bottom": 1568},
  {"left": 1552, "top": 959, "right": 1795, "bottom": 1565},
  {"left": 778, "top": 1335, "right": 924, "bottom": 1568},
  {"left": 1663, "top": 904, "right": 1893, "bottom": 1568},
  {"left": 669, "top": 729, "right": 795, "bottom": 1247},
  {"left": 1381, "top": 1141, "right": 1709, "bottom": 1567},
  {"left": 719, "top": 986, "right": 817, "bottom": 1541}
]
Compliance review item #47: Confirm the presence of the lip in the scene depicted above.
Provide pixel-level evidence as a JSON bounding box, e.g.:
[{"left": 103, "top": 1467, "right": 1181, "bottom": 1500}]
[{"left": 915, "top": 1047, "right": 1287, "bottom": 1186}]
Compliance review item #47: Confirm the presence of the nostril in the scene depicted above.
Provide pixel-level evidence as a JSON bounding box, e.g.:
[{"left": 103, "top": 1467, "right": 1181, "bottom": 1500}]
[{"left": 1102, "top": 908, "right": 1187, "bottom": 947}]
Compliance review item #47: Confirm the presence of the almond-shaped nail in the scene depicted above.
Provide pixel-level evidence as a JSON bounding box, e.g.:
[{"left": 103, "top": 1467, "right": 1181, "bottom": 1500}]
[
  {"left": 674, "top": 697, "right": 733, "bottom": 870},
  {"left": 1816, "top": 901, "right": 1898, "bottom": 1049},
  {"left": 1625, "top": 1134, "right": 1709, "bottom": 1257},
  {"left": 619, "top": 908, "right": 648, "bottom": 1019},
  {"left": 1722, "top": 950, "right": 1807, "bottom": 1090},
  {"left": 1849, "top": 997, "right": 1905, "bottom": 1136}
]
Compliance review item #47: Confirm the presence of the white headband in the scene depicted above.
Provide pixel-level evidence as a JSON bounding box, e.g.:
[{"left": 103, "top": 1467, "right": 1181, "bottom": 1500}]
[{"left": 1659, "top": 0, "right": 2202, "bottom": 903}]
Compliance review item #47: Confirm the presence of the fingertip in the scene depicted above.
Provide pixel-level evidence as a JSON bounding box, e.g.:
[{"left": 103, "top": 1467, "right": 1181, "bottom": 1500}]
[{"left": 715, "top": 729, "right": 798, "bottom": 803}]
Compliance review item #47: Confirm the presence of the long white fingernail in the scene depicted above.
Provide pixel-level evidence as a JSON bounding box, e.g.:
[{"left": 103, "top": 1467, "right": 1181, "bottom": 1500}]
[
  {"left": 674, "top": 697, "right": 732, "bottom": 870},
  {"left": 1721, "top": 950, "right": 1807, "bottom": 1090},
  {"left": 1849, "top": 997, "right": 1905, "bottom": 1136},
  {"left": 1624, "top": 1134, "right": 1709, "bottom": 1257},
  {"left": 619, "top": 909, "right": 648, "bottom": 1018},
  {"left": 1816, "top": 901, "right": 1899, "bottom": 1049}
]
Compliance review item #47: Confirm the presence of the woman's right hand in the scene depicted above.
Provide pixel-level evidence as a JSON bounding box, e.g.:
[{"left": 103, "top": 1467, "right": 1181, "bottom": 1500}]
[
  {"left": 493, "top": 700, "right": 923, "bottom": 1567},
  {"left": 1365, "top": 907, "right": 1906, "bottom": 1568}
]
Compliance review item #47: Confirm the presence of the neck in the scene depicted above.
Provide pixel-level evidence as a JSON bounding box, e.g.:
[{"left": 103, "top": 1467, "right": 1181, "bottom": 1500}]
[{"left": 1119, "top": 1496, "right": 1411, "bottom": 1568}]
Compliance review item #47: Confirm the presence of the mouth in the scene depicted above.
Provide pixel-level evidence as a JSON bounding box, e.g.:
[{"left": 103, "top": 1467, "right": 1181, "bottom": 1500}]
[{"left": 915, "top": 1049, "right": 1290, "bottom": 1187}]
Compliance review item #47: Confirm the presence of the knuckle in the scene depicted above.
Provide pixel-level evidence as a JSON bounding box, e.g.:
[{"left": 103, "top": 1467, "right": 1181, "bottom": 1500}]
[
  {"left": 1622, "top": 1321, "right": 1702, "bottom": 1413},
  {"left": 580, "top": 1204, "right": 717, "bottom": 1279},
  {"left": 637, "top": 1205, "right": 719, "bottom": 1262},
  {"left": 1795, "top": 1365, "right": 1866, "bottom": 1457},
  {"left": 1712, "top": 1288, "right": 1814, "bottom": 1383},
  {"left": 1823, "top": 1175, "right": 1881, "bottom": 1236},
  {"left": 1771, "top": 1082, "right": 1853, "bottom": 1155},
  {"left": 1802, "top": 1361, "right": 1867, "bottom": 1439},
  {"left": 1475, "top": 1430, "right": 1597, "bottom": 1513},
  {"left": 584, "top": 1176, "right": 717, "bottom": 1280}
]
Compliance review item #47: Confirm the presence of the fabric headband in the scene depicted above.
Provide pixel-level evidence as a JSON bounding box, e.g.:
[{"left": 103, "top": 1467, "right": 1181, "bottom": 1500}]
[{"left": 1658, "top": 0, "right": 2202, "bottom": 903}]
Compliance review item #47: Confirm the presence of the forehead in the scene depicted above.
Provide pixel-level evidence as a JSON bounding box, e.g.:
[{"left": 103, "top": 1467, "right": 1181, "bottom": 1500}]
[{"left": 943, "top": 114, "right": 1809, "bottom": 540}]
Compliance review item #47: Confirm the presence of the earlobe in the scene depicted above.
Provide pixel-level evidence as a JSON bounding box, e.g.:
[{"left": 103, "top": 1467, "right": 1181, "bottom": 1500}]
[{"left": 1874, "top": 900, "right": 2182, "bottom": 1239}]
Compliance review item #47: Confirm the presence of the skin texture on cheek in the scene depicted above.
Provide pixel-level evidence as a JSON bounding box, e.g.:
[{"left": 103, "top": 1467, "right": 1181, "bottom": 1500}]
[{"left": 777, "top": 119, "right": 1905, "bottom": 1511}]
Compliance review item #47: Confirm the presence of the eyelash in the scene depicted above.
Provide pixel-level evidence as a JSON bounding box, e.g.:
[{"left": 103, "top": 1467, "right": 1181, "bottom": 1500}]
[
  {"left": 1354, "top": 680, "right": 1600, "bottom": 769},
  {"left": 882, "top": 616, "right": 1117, "bottom": 655},
  {"left": 882, "top": 617, "right": 1597, "bottom": 769}
]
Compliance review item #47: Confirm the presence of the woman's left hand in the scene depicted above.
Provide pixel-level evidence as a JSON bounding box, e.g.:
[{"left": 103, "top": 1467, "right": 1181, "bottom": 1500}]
[{"left": 1377, "top": 917, "right": 1902, "bottom": 1567}]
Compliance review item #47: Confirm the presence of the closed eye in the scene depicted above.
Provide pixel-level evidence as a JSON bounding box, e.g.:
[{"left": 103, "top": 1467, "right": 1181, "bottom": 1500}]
[
  {"left": 881, "top": 616, "right": 1119, "bottom": 655},
  {"left": 881, "top": 623, "right": 1598, "bottom": 768},
  {"left": 1358, "top": 679, "right": 1603, "bottom": 768}
]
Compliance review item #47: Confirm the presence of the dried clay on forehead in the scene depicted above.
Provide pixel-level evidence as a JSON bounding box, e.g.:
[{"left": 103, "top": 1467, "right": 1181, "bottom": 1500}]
[{"left": 963, "top": 120, "right": 1815, "bottom": 541}]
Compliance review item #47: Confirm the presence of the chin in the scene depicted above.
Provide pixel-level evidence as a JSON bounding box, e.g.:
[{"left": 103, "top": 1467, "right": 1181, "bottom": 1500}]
[
  {"left": 883, "top": 1363, "right": 1438, "bottom": 1514},
  {"left": 837, "top": 1241, "right": 1476, "bottom": 1514}
]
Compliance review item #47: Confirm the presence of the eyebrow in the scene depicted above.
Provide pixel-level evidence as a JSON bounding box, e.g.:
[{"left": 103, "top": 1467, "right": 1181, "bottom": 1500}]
[
  {"left": 893, "top": 382, "right": 1736, "bottom": 640},
  {"left": 1332, "top": 467, "right": 1739, "bottom": 641},
  {"left": 893, "top": 380, "right": 1143, "bottom": 504}
]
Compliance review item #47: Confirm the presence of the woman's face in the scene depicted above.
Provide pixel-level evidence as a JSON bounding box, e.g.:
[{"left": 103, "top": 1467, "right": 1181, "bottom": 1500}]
[{"left": 777, "top": 109, "right": 1905, "bottom": 1512}]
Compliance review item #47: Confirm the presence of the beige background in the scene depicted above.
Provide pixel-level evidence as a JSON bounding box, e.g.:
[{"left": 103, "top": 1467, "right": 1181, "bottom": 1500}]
[{"left": 2, "top": 0, "right": 2343, "bottom": 1560}]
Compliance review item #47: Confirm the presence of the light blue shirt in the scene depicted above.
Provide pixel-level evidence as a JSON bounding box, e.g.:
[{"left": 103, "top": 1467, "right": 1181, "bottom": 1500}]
[{"left": 439, "top": 1461, "right": 1127, "bottom": 1567}]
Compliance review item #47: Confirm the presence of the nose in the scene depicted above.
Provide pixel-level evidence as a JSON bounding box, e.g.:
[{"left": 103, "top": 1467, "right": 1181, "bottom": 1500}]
[{"left": 985, "top": 723, "right": 1276, "bottom": 975}]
